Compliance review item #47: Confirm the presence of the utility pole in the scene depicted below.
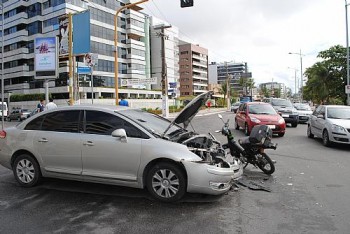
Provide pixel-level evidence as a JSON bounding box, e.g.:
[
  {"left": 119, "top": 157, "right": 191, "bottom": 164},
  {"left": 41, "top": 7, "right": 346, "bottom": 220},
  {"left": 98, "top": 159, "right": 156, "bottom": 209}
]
[
  {"left": 346, "top": 0, "right": 350, "bottom": 105},
  {"left": 155, "top": 24, "right": 171, "bottom": 118}
]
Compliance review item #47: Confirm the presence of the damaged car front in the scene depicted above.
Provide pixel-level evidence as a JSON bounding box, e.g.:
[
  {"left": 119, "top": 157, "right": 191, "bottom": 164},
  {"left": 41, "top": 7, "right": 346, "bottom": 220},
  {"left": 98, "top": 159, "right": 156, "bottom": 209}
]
[{"left": 120, "top": 91, "right": 243, "bottom": 200}]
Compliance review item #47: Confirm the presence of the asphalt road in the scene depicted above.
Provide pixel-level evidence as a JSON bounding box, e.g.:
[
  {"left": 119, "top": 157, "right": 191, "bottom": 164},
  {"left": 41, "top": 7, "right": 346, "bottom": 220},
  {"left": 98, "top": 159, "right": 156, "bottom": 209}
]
[{"left": 1, "top": 112, "right": 350, "bottom": 234}]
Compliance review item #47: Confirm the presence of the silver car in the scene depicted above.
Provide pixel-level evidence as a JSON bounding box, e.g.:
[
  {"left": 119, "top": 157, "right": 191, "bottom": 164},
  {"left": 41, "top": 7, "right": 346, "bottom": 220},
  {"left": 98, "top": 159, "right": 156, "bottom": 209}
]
[
  {"left": 294, "top": 103, "right": 312, "bottom": 123},
  {"left": 307, "top": 105, "right": 350, "bottom": 146},
  {"left": 0, "top": 92, "right": 242, "bottom": 202}
]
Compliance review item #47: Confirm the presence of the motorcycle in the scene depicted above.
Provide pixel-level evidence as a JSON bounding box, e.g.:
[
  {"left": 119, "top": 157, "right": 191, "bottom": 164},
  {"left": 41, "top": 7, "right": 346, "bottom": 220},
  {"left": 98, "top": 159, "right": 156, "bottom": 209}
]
[{"left": 215, "top": 114, "right": 277, "bottom": 175}]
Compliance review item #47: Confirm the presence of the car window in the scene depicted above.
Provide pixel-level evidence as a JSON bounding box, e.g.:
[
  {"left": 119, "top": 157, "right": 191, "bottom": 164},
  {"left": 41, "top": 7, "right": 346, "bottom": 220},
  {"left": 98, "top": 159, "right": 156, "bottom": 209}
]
[
  {"left": 41, "top": 110, "right": 81, "bottom": 133},
  {"left": 248, "top": 104, "right": 277, "bottom": 115},
  {"left": 313, "top": 105, "right": 322, "bottom": 116},
  {"left": 24, "top": 115, "right": 45, "bottom": 130},
  {"left": 271, "top": 99, "right": 293, "bottom": 107},
  {"left": 327, "top": 107, "right": 350, "bottom": 119},
  {"left": 85, "top": 110, "right": 147, "bottom": 138}
]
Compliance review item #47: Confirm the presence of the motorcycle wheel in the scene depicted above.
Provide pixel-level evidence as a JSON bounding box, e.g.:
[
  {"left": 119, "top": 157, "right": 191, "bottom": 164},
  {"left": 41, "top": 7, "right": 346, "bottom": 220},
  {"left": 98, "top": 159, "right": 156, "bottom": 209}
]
[{"left": 256, "top": 153, "right": 275, "bottom": 175}]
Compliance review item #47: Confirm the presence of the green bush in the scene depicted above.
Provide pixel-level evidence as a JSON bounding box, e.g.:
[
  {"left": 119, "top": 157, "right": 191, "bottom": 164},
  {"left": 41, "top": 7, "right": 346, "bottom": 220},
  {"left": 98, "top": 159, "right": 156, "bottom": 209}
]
[{"left": 10, "top": 93, "right": 46, "bottom": 102}]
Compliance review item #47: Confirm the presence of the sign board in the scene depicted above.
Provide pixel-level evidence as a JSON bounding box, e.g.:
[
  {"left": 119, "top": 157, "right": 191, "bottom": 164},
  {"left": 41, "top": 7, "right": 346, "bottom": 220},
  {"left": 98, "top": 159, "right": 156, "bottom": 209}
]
[
  {"left": 34, "top": 37, "right": 58, "bottom": 79},
  {"left": 169, "top": 82, "right": 177, "bottom": 88},
  {"left": 120, "top": 77, "right": 157, "bottom": 86},
  {"left": 84, "top": 53, "right": 98, "bottom": 67},
  {"left": 346, "top": 85, "right": 350, "bottom": 94},
  {"left": 58, "top": 15, "right": 69, "bottom": 56},
  {"left": 73, "top": 10, "right": 90, "bottom": 54},
  {"left": 77, "top": 66, "right": 91, "bottom": 74}
]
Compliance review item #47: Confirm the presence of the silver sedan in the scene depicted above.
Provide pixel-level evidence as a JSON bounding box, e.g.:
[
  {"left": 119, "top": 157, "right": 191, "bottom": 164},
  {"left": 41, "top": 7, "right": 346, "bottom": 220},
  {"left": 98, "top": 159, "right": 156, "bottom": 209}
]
[{"left": 0, "top": 92, "right": 242, "bottom": 202}]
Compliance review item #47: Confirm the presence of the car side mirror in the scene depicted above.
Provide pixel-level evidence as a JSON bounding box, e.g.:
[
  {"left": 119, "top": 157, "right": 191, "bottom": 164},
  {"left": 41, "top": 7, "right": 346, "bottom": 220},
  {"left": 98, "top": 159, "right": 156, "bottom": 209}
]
[
  {"left": 317, "top": 114, "right": 324, "bottom": 119},
  {"left": 111, "top": 129, "right": 128, "bottom": 143}
]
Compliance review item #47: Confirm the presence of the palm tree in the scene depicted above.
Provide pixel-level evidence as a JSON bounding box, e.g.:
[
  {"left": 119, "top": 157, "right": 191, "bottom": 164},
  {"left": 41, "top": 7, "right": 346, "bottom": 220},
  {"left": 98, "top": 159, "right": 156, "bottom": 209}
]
[{"left": 220, "top": 82, "right": 227, "bottom": 105}]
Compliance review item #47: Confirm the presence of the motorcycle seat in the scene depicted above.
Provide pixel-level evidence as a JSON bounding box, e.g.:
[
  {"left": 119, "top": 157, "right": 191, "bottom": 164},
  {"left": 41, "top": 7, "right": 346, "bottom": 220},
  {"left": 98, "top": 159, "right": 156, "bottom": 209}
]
[{"left": 239, "top": 137, "right": 251, "bottom": 145}]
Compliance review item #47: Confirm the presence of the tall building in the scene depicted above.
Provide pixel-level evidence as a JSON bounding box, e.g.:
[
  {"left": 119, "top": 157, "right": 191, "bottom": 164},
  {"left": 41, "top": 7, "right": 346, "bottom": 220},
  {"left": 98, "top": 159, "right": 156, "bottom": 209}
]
[
  {"left": 0, "top": 0, "right": 161, "bottom": 102},
  {"left": 178, "top": 42, "right": 208, "bottom": 96},
  {"left": 150, "top": 16, "right": 179, "bottom": 97},
  {"left": 213, "top": 61, "right": 252, "bottom": 96},
  {"left": 259, "top": 82, "right": 286, "bottom": 98}
]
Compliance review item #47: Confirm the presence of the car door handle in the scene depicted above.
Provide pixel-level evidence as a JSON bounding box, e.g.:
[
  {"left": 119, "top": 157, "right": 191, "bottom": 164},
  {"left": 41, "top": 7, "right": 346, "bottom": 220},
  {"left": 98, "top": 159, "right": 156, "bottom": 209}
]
[
  {"left": 38, "top": 138, "right": 48, "bottom": 143},
  {"left": 83, "top": 141, "right": 94, "bottom": 146}
]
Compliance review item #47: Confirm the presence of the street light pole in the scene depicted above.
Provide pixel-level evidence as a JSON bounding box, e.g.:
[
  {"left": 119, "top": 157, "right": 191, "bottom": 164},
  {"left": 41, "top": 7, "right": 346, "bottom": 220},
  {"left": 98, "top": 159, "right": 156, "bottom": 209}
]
[
  {"left": 1, "top": 2, "right": 4, "bottom": 130},
  {"left": 346, "top": 0, "right": 350, "bottom": 105},
  {"left": 289, "top": 50, "right": 304, "bottom": 101},
  {"left": 114, "top": 0, "right": 149, "bottom": 105}
]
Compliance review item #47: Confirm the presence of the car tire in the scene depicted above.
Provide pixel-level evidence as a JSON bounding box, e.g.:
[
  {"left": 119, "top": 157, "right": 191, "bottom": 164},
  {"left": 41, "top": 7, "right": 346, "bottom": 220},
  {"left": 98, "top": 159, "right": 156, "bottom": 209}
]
[
  {"left": 307, "top": 125, "right": 314, "bottom": 138},
  {"left": 291, "top": 122, "right": 298, "bottom": 128},
  {"left": 146, "top": 162, "right": 186, "bottom": 202},
  {"left": 13, "top": 154, "right": 42, "bottom": 187},
  {"left": 235, "top": 119, "right": 239, "bottom": 130},
  {"left": 278, "top": 132, "right": 285, "bottom": 137},
  {"left": 322, "top": 130, "right": 332, "bottom": 147},
  {"left": 244, "top": 123, "right": 250, "bottom": 136}
]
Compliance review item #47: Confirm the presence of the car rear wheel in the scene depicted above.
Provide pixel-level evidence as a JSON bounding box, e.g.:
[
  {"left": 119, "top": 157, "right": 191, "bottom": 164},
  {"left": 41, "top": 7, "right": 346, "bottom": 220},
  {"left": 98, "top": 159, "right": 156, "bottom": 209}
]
[
  {"left": 322, "top": 130, "right": 332, "bottom": 147},
  {"left": 307, "top": 125, "right": 314, "bottom": 138},
  {"left": 13, "top": 154, "right": 42, "bottom": 187},
  {"left": 291, "top": 122, "right": 298, "bottom": 127},
  {"left": 278, "top": 132, "right": 285, "bottom": 137},
  {"left": 235, "top": 119, "right": 239, "bottom": 130},
  {"left": 244, "top": 123, "right": 250, "bottom": 136},
  {"left": 146, "top": 162, "right": 186, "bottom": 202}
]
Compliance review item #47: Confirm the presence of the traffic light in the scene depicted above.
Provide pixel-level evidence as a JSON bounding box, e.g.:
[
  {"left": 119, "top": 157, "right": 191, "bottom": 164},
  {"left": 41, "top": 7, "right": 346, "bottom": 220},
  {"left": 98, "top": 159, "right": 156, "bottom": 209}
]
[{"left": 181, "top": 0, "right": 193, "bottom": 8}]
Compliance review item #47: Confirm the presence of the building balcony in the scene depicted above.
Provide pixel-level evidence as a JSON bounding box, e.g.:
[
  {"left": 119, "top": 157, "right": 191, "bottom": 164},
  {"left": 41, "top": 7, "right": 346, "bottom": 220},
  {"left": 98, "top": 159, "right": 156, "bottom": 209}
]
[
  {"left": 4, "top": 12, "right": 28, "bottom": 28},
  {"left": 192, "top": 60, "right": 207, "bottom": 68},
  {"left": 126, "top": 39, "right": 144, "bottom": 47},
  {"left": 193, "top": 67, "right": 207, "bottom": 74},
  {"left": 126, "top": 25, "right": 145, "bottom": 39},
  {"left": 192, "top": 54, "right": 207, "bottom": 62},
  {"left": 4, "top": 30, "right": 29, "bottom": 42},
  {"left": 4, "top": 65, "right": 30, "bottom": 74}
]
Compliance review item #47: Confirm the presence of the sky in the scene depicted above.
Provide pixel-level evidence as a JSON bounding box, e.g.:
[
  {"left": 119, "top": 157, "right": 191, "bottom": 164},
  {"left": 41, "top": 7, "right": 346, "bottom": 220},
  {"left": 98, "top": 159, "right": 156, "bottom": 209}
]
[{"left": 142, "top": 0, "right": 346, "bottom": 93}]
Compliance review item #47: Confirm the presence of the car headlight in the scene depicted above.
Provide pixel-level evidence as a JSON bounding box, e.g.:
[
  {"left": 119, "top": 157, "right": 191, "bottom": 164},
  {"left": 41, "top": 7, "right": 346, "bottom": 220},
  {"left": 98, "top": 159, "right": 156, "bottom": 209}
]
[
  {"left": 331, "top": 124, "right": 347, "bottom": 133},
  {"left": 278, "top": 118, "right": 285, "bottom": 124},
  {"left": 250, "top": 117, "right": 261, "bottom": 123}
]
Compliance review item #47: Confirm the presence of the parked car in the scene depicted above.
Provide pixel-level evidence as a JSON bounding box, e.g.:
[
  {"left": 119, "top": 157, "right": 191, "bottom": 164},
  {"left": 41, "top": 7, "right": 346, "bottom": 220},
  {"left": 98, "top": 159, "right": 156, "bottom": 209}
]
[
  {"left": 231, "top": 102, "right": 240, "bottom": 113},
  {"left": 0, "top": 92, "right": 243, "bottom": 202},
  {"left": 307, "top": 105, "right": 350, "bottom": 146},
  {"left": 7, "top": 109, "right": 32, "bottom": 121},
  {"left": 263, "top": 98, "right": 299, "bottom": 127},
  {"left": 235, "top": 102, "right": 286, "bottom": 137},
  {"left": 293, "top": 103, "right": 312, "bottom": 123}
]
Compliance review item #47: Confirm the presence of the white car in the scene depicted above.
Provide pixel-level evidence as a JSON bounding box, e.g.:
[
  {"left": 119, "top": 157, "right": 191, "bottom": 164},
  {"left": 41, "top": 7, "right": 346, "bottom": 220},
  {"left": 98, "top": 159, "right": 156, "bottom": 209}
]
[
  {"left": 307, "top": 105, "right": 350, "bottom": 146},
  {"left": 0, "top": 92, "right": 242, "bottom": 202},
  {"left": 294, "top": 103, "right": 312, "bottom": 123}
]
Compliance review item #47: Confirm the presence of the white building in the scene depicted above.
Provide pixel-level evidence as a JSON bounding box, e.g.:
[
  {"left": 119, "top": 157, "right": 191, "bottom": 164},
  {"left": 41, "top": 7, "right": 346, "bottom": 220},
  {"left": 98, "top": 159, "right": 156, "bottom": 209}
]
[{"left": 150, "top": 16, "right": 180, "bottom": 97}]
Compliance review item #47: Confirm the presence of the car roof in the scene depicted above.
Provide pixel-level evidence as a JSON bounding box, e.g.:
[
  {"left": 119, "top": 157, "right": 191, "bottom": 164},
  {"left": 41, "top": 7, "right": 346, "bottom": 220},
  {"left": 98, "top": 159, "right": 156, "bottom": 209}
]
[
  {"left": 246, "top": 102, "right": 269, "bottom": 105},
  {"left": 324, "top": 105, "right": 350, "bottom": 108}
]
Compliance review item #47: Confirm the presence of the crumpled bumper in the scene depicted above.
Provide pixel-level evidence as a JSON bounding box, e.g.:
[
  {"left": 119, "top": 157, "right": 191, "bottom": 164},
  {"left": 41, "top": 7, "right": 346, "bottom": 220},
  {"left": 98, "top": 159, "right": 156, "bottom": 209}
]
[{"left": 182, "top": 159, "right": 243, "bottom": 195}]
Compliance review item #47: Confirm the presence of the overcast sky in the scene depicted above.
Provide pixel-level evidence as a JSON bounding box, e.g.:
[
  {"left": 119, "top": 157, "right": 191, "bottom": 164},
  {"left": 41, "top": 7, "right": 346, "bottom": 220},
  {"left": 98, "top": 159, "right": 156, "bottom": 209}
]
[{"left": 142, "top": 0, "right": 345, "bottom": 93}]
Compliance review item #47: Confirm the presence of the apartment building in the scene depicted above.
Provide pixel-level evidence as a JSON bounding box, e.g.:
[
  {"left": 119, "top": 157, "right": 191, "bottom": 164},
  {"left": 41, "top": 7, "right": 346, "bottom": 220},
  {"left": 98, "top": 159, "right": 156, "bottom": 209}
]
[
  {"left": 150, "top": 16, "right": 179, "bottom": 97},
  {"left": 0, "top": 0, "right": 161, "bottom": 102},
  {"left": 209, "top": 61, "right": 252, "bottom": 96},
  {"left": 259, "top": 82, "right": 287, "bottom": 98},
  {"left": 178, "top": 42, "right": 208, "bottom": 96}
]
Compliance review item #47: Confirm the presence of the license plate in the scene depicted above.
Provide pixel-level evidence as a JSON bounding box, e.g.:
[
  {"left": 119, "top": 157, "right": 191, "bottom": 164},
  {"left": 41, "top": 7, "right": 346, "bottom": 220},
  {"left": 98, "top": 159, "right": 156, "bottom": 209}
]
[
  {"left": 267, "top": 125, "right": 276, "bottom": 129},
  {"left": 282, "top": 114, "right": 289, "bottom": 117}
]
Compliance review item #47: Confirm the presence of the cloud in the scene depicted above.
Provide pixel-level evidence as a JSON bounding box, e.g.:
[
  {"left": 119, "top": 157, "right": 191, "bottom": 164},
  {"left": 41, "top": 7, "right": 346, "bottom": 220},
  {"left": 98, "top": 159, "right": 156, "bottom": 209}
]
[{"left": 143, "top": 0, "right": 346, "bottom": 92}]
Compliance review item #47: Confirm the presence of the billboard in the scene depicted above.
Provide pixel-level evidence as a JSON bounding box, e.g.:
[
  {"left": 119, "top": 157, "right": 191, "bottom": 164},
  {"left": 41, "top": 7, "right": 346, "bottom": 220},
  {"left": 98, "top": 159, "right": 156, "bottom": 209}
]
[
  {"left": 73, "top": 10, "right": 90, "bottom": 54},
  {"left": 34, "top": 37, "right": 58, "bottom": 79},
  {"left": 58, "top": 15, "right": 69, "bottom": 56}
]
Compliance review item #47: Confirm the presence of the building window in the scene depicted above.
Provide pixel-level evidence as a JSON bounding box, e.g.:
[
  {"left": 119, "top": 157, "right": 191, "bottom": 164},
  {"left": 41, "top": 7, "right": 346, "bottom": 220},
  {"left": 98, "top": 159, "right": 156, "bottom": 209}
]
[
  {"left": 43, "top": 17, "right": 59, "bottom": 28},
  {"left": 27, "top": 21, "right": 42, "bottom": 36},
  {"left": 28, "top": 3, "right": 42, "bottom": 18}
]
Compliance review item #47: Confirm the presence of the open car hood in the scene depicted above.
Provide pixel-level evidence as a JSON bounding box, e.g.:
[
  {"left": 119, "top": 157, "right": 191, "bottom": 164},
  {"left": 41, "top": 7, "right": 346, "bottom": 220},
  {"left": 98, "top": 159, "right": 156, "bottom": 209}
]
[{"left": 162, "top": 91, "right": 212, "bottom": 136}]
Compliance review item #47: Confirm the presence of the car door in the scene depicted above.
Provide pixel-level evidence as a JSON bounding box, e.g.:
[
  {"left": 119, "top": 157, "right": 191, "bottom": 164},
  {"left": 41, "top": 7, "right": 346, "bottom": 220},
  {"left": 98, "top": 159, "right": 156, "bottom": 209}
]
[
  {"left": 235, "top": 104, "right": 244, "bottom": 127},
  {"left": 80, "top": 110, "right": 143, "bottom": 183},
  {"left": 31, "top": 110, "right": 83, "bottom": 175},
  {"left": 314, "top": 106, "right": 326, "bottom": 136},
  {"left": 309, "top": 106, "right": 320, "bottom": 135},
  {"left": 311, "top": 106, "right": 325, "bottom": 137}
]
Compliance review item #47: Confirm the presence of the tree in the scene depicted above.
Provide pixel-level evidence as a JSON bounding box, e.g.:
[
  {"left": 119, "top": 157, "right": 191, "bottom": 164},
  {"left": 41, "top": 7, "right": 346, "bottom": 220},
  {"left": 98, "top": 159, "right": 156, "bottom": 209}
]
[
  {"left": 304, "top": 45, "right": 347, "bottom": 104},
  {"left": 220, "top": 82, "right": 227, "bottom": 105}
]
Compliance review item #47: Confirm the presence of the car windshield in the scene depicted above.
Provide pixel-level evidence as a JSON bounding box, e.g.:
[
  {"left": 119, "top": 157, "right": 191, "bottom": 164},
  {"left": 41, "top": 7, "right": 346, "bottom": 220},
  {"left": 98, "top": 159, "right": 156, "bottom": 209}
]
[
  {"left": 327, "top": 107, "right": 350, "bottom": 119},
  {"left": 248, "top": 104, "right": 277, "bottom": 115},
  {"left": 271, "top": 99, "right": 293, "bottom": 107},
  {"left": 119, "top": 109, "right": 183, "bottom": 137},
  {"left": 294, "top": 104, "right": 311, "bottom": 111}
]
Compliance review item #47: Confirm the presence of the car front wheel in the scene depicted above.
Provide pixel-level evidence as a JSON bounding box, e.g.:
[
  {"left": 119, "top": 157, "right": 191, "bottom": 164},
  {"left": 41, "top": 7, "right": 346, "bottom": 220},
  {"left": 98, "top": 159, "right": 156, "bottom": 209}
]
[
  {"left": 146, "top": 162, "right": 186, "bottom": 202},
  {"left": 322, "top": 130, "right": 332, "bottom": 147},
  {"left": 13, "top": 154, "right": 42, "bottom": 187}
]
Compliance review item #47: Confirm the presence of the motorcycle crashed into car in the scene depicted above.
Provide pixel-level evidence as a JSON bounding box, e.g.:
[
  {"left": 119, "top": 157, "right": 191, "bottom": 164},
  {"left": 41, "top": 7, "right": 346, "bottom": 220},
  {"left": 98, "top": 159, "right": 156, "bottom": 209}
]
[{"left": 213, "top": 114, "right": 277, "bottom": 175}]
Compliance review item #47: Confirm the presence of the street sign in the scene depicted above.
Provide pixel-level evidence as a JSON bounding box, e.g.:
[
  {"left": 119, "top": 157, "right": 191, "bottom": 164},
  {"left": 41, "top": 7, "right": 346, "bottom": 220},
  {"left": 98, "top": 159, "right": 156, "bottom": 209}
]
[
  {"left": 346, "top": 85, "right": 350, "bottom": 94},
  {"left": 120, "top": 77, "right": 157, "bottom": 86},
  {"left": 77, "top": 66, "right": 91, "bottom": 74},
  {"left": 169, "top": 82, "right": 177, "bottom": 88}
]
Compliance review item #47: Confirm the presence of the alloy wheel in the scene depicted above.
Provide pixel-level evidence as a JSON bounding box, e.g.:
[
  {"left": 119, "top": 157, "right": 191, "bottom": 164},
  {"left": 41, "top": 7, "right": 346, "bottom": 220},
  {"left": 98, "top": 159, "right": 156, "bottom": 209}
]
[
  {"left": 16, "top": 159, "right": 35, "bottom": 184},
  {"left": 151, "top": 169, "right": 180, "bottom": 199}
]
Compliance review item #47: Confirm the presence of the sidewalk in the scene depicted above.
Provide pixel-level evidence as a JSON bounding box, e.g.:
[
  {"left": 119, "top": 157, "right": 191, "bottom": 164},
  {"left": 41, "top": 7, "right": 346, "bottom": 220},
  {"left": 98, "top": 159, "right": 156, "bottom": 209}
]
[{"left": 167, "top": 107, "right": 229, "bottom": 119}]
